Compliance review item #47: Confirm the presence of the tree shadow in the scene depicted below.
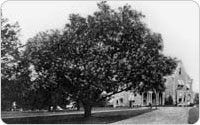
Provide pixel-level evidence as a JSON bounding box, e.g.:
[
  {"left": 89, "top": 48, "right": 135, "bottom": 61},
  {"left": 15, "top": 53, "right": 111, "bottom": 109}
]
[{"left": 2, "top": 108, "right": 154, "bottom": 124}]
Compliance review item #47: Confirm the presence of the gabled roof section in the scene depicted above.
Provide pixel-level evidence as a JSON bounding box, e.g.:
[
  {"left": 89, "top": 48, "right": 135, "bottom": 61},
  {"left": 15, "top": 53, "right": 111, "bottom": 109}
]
[
  {"left": 164, "top": 60, "right": 192, "bottom": 84},
  {"left": 175, "top": 60, "right": 192, "bottom": 83}
]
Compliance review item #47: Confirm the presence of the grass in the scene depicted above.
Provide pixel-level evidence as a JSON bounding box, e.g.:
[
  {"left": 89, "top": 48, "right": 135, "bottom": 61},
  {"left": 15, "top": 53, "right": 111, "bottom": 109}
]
[
  {"left": 2, "top": 108, "right": 153, "bottom": 124},
  {"left": 1, "top": 106, "right": 144, "bottom": 118}
]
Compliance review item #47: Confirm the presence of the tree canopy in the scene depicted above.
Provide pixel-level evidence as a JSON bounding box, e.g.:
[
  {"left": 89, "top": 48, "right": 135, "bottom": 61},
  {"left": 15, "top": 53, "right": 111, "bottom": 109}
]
[
  {"left": 23, "top": 2, "right": 177, "bottom": 117},
  {"left": 2, "top": 2, "right": 177, "bottom": 117}
]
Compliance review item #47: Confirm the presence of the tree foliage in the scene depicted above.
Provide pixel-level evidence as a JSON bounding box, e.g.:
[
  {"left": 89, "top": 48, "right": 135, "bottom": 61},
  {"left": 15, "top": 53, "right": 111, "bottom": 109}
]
[
  {"left": 23, "top": 2, "right": 177, "bottom": 117},
  {"left": 1, "top": 18, "right": 21, "bottom": 78},
  {"left": 1, "top": 17, "right": 28, "bottom": 110},
  {"left": 194, "top": 93, "right": 199, "bottom": 104}
]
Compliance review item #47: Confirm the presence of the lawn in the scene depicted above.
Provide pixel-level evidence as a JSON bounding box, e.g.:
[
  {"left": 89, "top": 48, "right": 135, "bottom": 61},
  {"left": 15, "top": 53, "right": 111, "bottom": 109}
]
[{"left": 2, "top": 108, "right": 153, "bottom": 124}]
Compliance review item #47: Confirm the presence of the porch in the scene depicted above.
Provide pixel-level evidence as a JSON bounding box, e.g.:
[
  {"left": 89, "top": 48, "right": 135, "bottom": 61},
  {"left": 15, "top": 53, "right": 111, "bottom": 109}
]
[{"left": 141, "top": 91, "right": 165, "bottom": 106}]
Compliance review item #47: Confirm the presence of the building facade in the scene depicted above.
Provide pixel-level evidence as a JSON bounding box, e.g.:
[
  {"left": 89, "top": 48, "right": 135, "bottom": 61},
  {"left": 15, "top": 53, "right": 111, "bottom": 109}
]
[
  {"left": 165, "top": 61, "right": 193, "bottom": 106},
  {"left": 109, "top": 61, "right": 193, "bottom": 107}
]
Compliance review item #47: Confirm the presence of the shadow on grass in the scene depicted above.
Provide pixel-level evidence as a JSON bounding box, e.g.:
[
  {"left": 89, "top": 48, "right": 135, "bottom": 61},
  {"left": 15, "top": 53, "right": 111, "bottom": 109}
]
[
  {"left": 188, "top": 107, "right": 199, "bottom": 124},
  {"left": 2, "top": 108, "right": 154, "bottom": 124}
]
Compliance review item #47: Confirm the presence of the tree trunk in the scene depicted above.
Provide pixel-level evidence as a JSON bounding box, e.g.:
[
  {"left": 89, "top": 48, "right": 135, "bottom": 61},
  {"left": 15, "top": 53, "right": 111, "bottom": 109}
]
[
  {"left": 82, "top": 102, "right": 92, "bottom": 118},
  {"left": 53, "top": 105, "right": 57, "bottom": 111},
  {"left": 76, "top": 100, "right": 80, "bottom": 111},
  {"left": 48, "top": 106, "right": 51, "bottom": 111}
]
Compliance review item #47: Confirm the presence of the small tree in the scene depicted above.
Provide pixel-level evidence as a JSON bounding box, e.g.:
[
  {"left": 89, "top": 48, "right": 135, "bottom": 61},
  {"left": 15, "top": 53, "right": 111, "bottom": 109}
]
[{"left": 1, "top": 17, "right": 26, "bottom": 110}]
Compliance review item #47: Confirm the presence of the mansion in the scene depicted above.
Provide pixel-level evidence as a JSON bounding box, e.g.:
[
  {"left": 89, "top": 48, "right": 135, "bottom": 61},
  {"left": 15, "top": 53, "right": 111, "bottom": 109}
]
[{"left": 109, "top": 61, "right": 194, "bottom": 107}]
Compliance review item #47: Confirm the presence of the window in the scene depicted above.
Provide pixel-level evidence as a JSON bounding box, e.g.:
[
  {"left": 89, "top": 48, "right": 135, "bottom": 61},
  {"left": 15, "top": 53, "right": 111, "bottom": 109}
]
[
  {"left": 177, "top": 84, "right": 184, "bottom": 89},
  {"left": 186, "top": 84, "right": 190, "bottom": 90},
  {"left": 179, "top": 98, "right": 182, "bottom": 103},
  {"left": 120, "top": 98, "right": 123, "bottom": 103},
  {"left": 179, "top": 68, "right": 181, "bottom": 75}
]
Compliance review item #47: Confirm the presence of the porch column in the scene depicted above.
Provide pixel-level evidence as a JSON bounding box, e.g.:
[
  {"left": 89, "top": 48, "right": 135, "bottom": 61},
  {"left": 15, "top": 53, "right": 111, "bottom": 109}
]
[
  {"left": 149, "top": 91, "right": 153, "bottom": 104},
  {"left": 159, "top": 96, "right": 161, "bottom": 105},
  {"left": 177, "top": 93, "right": 179, "bottom": 104},
  {"left": 182, "top": 94, "right": 185, "bottom": 104},
  {"left": 156, "top": 93, "right": 159, "bottom": 105},
  {"left": 162, "top": 92, "right": 165, "bottom": 105},
  {"left": 185, "top": 93, "right": 188, "bottom": 105},
  {"left": 146, "top": 93, "right": 148, "bottom": 105},
  {"left": 173, "top": 95, "right": 176, "bottom": 104}
]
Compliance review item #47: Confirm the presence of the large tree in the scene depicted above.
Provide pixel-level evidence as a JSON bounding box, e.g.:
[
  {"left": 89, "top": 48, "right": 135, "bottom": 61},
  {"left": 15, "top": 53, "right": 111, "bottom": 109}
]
[{"left": 24, "top": 2, "right": 177, "bottom": 117}]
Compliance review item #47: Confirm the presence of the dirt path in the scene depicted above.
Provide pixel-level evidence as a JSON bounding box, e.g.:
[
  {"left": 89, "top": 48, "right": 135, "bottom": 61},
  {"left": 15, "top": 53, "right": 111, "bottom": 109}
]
[{"left": 112, "top": 107, "right": 190, "bottom": 124}]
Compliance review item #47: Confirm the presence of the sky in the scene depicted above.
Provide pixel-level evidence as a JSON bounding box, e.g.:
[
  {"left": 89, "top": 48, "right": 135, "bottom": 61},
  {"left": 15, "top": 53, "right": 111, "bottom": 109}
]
[{"left": 1, "top": 1, "right": 199, "bottom": 92}]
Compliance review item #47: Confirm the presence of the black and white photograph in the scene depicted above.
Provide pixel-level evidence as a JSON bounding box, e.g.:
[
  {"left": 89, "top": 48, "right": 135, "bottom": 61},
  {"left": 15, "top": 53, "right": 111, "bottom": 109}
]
[{"left": 1, "top": 0, "right": 199, "bottom": 124}]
